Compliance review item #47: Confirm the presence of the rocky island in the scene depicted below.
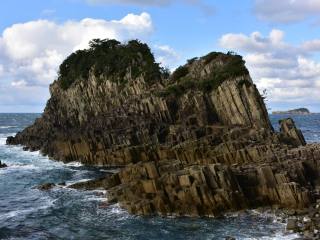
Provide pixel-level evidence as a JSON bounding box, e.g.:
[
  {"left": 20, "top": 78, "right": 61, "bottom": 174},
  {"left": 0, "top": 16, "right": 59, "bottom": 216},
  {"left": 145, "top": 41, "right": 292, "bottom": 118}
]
[
  {"left": 272, "top": 108, "right": 311, "bottom": 115},
  {"left": 6, "top": 39, "right": 320, "bottom": 227}
]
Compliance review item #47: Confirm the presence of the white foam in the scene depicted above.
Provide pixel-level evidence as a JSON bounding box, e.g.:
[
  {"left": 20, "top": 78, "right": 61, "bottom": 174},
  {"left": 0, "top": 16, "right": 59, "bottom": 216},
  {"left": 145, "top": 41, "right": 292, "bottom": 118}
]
[
  {"left": 0, "top": 138, "right": 6, "bottom": 146},
  {"left": 6, "top": 163, "right": 40, "bottom": 170},
  {"left": 250, "top": 232, "right": 300, "bottom": 240},
  {"left": 100, "top": 169, "right": 120, "bottom": 174},
  {"left": 65, "top": 178, "right": 93, "bottom": 186},
  {"left": 65, "top": 161, "right": 83, "bottom": 167},
  {"left": 1, "top": 198, "right": 54, "bottom": 221},
  {"left": 109, "top": 203, "right": 128, "bottom": 216},
  {"left": 0, "top": 126, "right": 17, "bottom": 129},
  {"left": 86, "top": 196, "right": 107, "bottom": 201}
]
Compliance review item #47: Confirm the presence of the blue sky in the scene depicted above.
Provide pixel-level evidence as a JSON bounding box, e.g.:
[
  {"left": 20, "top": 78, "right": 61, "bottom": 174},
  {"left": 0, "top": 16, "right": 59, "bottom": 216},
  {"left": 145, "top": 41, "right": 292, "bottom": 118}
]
[{"left": 0, "top": 0, "right": 320, "bottom": 112}]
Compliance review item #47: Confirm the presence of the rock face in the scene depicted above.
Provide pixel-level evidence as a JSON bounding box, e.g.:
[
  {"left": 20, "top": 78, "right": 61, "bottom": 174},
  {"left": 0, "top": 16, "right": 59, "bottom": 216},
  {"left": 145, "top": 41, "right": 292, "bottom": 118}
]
[
  {"left": 6, "top": 39, "right": 320, "bottom": 216},
  {"left": 279, "top": 118, "right": 306, "bottom": 147}
]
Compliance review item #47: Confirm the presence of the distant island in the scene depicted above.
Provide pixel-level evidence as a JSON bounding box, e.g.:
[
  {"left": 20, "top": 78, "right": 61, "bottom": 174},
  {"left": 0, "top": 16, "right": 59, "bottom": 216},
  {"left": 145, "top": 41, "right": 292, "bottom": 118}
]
[{"left": 272, "top": 108, "right": 311, "bottom": 115}]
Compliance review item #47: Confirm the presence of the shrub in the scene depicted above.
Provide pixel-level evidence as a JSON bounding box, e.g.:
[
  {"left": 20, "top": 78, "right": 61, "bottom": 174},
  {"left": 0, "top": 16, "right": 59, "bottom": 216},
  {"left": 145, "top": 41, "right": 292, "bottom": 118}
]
[
  {"left": 187, "top": 57, "right": 198, "bottom": 65},
  {"left": 159, "top": 53, "right": 249, "bottom": 96},
  {"left": 160, "top": 67, "right": 171, "bottom": 80},
  {"left": 171, "top": 66, "right": 189, "bottom": 82},
  {"left": 58, "top": 39, "right": 161, "bottom": 90},
  {"left": 202, "top": 52, "right": 221, "bottom": 64}
]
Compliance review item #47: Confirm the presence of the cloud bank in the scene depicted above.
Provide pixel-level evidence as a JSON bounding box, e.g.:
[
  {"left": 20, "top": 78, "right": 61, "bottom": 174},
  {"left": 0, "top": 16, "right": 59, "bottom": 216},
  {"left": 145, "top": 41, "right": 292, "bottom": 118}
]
[
  {"left": 0, "top": 13, "right": 156, "bottom": 111},
  {"left": 220, "top": 29, "right": 320, "bottom": 110},
  {"left": 254, "top": 0, "right": 320, "bottom": 23}
]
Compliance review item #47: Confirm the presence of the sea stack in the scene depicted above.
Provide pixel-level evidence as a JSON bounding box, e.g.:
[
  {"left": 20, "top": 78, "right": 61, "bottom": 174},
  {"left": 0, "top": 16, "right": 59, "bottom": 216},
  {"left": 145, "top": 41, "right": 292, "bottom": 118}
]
[{"left": 7, "top": 39, "right": 320, "bottom": 217}]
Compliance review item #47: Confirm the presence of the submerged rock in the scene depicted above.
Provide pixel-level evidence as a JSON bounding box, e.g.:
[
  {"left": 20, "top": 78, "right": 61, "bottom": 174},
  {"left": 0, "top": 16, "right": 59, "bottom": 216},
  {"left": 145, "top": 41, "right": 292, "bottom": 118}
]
[
  {"left": 6, "top": 39, "right": 320, "bottom": 217},
  {"left": 36, "top": 183, "right": 56, "bottom": 191}
]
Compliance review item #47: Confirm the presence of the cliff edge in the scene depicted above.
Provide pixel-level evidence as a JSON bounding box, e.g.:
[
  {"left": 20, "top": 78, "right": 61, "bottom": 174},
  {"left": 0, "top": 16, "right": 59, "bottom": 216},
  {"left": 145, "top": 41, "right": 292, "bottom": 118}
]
[{"left": 7, "top": 39, "right": 320, "bottom": 217}]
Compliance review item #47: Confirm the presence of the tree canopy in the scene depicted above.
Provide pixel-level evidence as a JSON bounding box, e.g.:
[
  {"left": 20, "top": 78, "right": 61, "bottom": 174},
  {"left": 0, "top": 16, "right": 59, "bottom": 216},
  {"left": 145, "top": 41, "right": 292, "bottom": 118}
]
[{"left": 58, "top": 39, "right": 163, "bottom": 90}]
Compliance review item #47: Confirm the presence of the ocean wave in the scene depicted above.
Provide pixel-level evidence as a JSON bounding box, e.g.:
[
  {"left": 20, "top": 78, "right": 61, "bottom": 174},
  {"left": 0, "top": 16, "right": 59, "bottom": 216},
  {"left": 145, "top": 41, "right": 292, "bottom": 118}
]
[
  {"left": 250, "top": 232, "right": 300, "bottom": 240},
  {"left": 109, "top": 204, "right": 125, "bottom": 214},
  {"left": 1, "top": 198, "right": 54, "bottom": 221},
  {"left": 0, "top": 133, "right": 15, "bottom": 146},
  {"left": 0, "top": 126, "right": 17, "bottom": 129},
  {"left": 65, "top": 178, "right": 93, "bottom": 186},
  {"left": 108, "top": 203, "right": 130, "bottom": 219},
  {"left": 65, "top": 161, "right": 83, "bottom": 167},
  {"left": 4, "top": 163, "right": 41, "bottom": 170}
]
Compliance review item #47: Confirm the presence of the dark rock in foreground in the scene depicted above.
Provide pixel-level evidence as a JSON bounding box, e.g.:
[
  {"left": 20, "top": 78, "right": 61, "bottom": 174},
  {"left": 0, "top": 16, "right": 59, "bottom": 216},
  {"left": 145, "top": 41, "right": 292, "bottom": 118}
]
[
  {"left": 6, "top": 39, "right": 320, "bottom": 217},
  {"left": 0, "top": 161, "right": 7, "bottom": 168}
]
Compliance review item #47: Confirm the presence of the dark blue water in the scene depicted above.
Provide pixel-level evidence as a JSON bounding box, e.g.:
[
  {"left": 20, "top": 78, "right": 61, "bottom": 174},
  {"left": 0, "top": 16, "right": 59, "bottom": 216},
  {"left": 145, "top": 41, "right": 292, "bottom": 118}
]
[
  {"left": 270, "top": 114, "right": 320, "bottom": 143},
  {"left": 1, "top": 113, "right": 319, "bottom": 240}
]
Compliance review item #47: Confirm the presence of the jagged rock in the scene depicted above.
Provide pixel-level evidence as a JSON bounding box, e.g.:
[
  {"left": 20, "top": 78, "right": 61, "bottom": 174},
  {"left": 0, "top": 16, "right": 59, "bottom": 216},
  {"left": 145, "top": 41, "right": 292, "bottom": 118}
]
[
  {"left": 279, "top": 118, "right": 306, "bottom": 147},
  {"left": 6, "top": 39, "right": 320, "bottom": 217},
  {"left": 0, "top": 161, "right": 7, "bottom": 168}
]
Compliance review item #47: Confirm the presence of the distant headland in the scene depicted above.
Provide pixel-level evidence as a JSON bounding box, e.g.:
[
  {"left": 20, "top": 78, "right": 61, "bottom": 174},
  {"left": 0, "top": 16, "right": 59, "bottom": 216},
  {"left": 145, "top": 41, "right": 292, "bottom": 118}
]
[{"left": 272, "top": 108, "right": 311, "bottom": 115}]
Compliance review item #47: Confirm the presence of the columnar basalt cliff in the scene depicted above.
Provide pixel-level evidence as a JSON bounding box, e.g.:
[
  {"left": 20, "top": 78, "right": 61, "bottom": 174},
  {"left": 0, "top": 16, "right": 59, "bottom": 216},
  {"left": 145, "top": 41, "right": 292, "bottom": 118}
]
[{"left": 7, "top": 39, "right": 320, "bottom": 217}]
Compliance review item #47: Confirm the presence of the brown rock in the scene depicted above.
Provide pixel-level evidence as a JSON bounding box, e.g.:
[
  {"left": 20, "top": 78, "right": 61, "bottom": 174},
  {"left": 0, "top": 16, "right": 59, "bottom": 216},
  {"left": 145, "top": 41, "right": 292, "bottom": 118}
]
[{"left": 37, "top": 183, "right": 55, "bottom": 191}]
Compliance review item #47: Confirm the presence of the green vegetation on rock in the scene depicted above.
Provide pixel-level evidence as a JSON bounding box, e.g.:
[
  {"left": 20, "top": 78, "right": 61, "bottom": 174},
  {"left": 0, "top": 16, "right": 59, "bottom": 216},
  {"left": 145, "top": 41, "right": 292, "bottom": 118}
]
[
  {"left": 171, "top": 66, "right": 189, "bottom": 82},
  {"left": 159, "top": 52, "right": 249, "bottom": 97},
  {"left": 58, "top": 39, "right": 163, "bottom": 90}
]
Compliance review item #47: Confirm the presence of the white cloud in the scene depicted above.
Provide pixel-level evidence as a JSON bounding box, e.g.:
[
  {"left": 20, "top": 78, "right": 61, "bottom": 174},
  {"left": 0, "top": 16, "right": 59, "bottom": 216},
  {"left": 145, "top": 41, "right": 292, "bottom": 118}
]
[
  {"left": 0, "top": 12, "right": 152, "bottom": 85},
  {"left": 254, "top": 0, "right": 320, "bottom": 23},
  {"left": 0, "top": 13, "right": 154, "bottom": 111},
  {"left": 219, "top": 29, "right": 320, "bottom": 110},
  {"left": 153, "top": 44, "right": 180, "bottom": 68},
  {"left": 0, "top": 13, "right": 181, "bottom": 112},
  {"left": 0, "top": 65, "right": 3, "bottom": 76},
  {"left": 11, "top": 80, "right": 27, "bottom": 87}
]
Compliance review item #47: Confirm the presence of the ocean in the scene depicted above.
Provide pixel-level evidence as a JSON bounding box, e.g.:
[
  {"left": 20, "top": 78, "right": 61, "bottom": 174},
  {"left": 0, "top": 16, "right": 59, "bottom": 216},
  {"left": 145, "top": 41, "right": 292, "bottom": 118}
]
[{"left": 1, "top": 113, "right": 319, "bottom": 240}]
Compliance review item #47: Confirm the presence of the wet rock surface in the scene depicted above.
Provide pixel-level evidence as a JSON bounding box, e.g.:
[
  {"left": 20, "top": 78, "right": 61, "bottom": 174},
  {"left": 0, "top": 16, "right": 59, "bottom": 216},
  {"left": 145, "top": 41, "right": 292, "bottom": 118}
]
[
  {"left": 0, "top": 161, "right": 7, "bottom": 168},
  {"left": 36, "top": 183, "right": 56, "bottom": 191},
  {"left": 6, "top": 40, "right": 320, "bottom": 217},
  {"left": 284, "top": 199, "right": 320, "bottom": 239}
]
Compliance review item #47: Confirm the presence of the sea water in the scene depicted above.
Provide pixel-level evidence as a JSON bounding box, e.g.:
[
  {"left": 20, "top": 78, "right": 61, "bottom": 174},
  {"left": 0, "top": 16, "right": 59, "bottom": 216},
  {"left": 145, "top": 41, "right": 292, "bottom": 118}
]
[{"left": 1, "top": 113, "right": 319, "bottom": 240}]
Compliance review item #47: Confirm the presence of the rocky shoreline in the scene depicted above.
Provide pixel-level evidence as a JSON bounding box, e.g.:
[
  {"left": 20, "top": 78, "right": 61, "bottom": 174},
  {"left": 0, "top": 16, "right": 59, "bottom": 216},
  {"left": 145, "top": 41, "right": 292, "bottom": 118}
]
[{"left": 6, "top": 40, "right": 320, "bottom": 224}]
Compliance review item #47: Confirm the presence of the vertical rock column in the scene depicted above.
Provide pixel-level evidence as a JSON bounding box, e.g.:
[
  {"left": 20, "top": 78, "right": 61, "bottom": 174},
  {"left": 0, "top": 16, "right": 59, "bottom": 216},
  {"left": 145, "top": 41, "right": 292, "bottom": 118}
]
[
  {"left": 279, "top": 118, "right": 306, "bottom": 147},
  {"left": 211, "top": 77, "right": 273, "bottom": 130}
]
